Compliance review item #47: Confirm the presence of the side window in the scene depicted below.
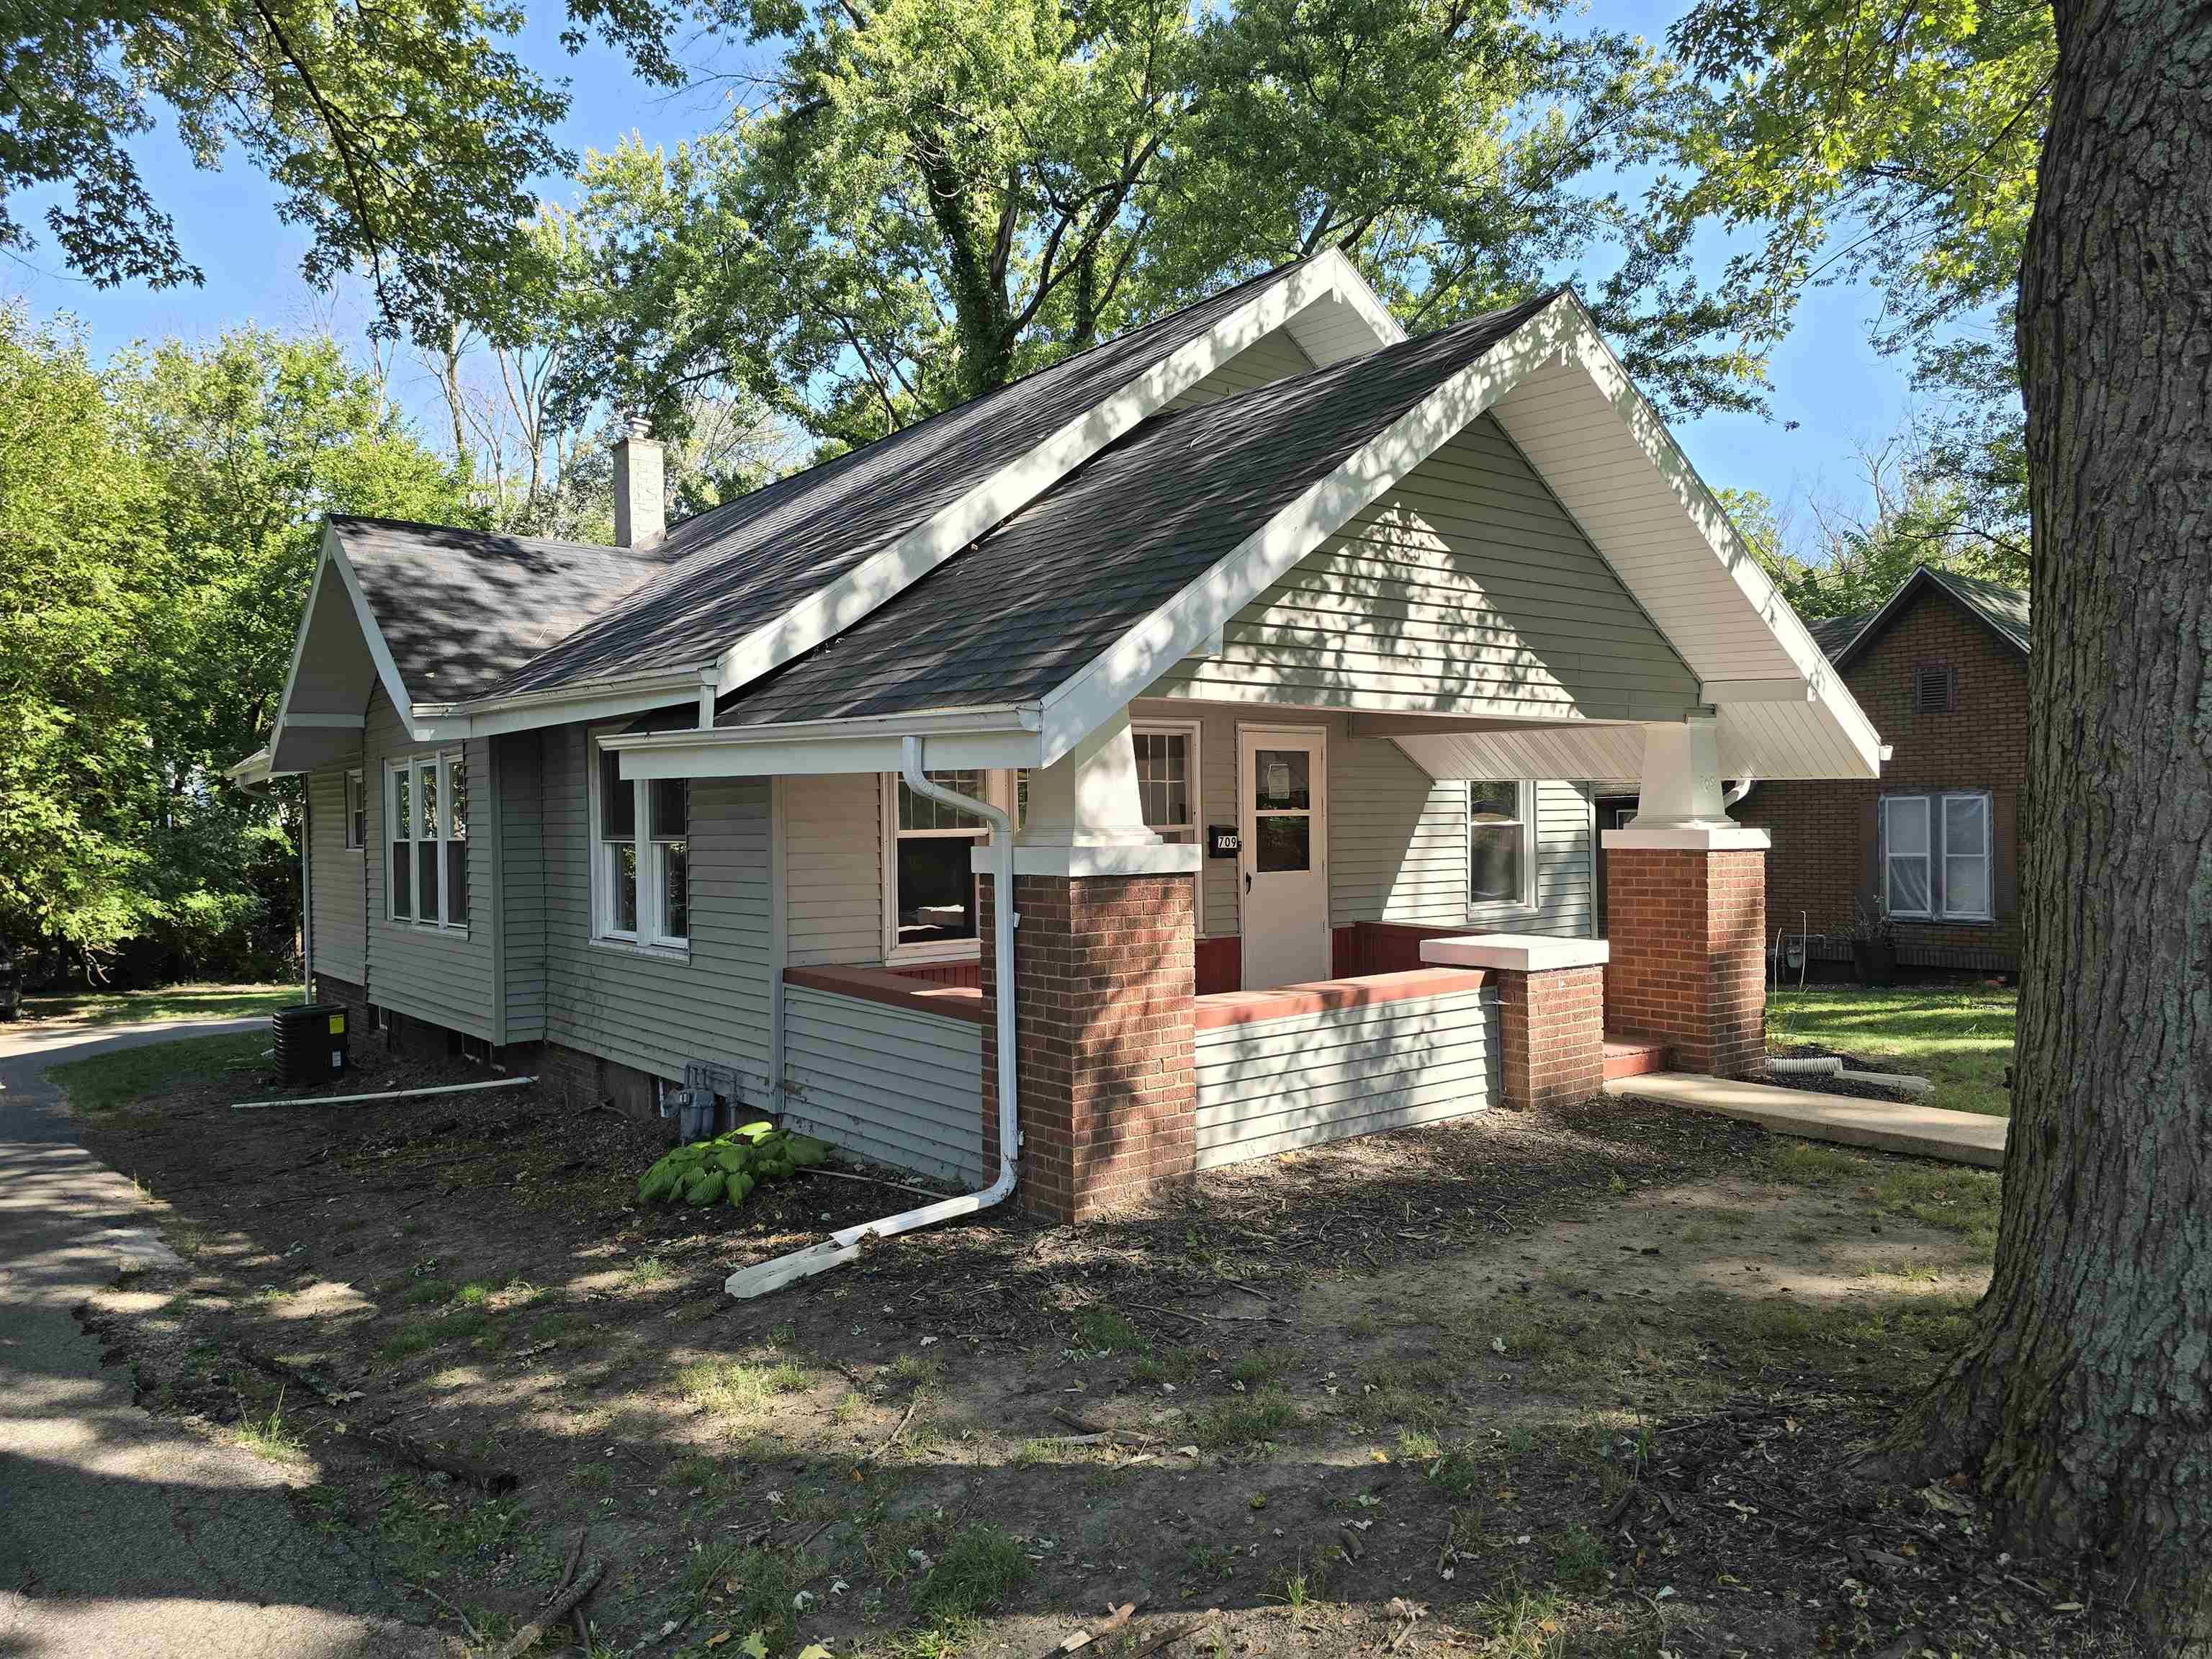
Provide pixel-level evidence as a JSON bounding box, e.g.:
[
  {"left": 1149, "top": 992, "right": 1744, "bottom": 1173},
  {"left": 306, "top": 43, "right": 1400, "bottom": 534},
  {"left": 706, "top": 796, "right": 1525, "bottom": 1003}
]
[
  {"left": 385, "top": 752, "right": 468, "bottom": 928},
  {"left": 1469, "top": 781, "right": 1533, "bottom": 908},
  {"left": 344, "top": 770, "right": 366, "bottom": 850},
  {"left": 1131, "top": 725, "right": 1199, "bottom": 843},
  {"left": 593, "top": 740, "right": 690, "bottom": 950},
  {"left": 1881, "top": 795, "right": 1934, "bottom": 917}
]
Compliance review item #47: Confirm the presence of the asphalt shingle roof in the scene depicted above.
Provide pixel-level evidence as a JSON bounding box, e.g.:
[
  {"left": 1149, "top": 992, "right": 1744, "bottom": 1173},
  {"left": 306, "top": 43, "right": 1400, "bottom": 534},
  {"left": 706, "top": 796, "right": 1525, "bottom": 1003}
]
[
  {"left": 704, "top": 289, "right": 1565, "bottom": 729},
  {"left": 332, "top": 518, "right": 673, "bottom": 704},
  {"left": 466, "top": 258, "right": 1326, "bottom": 701}
]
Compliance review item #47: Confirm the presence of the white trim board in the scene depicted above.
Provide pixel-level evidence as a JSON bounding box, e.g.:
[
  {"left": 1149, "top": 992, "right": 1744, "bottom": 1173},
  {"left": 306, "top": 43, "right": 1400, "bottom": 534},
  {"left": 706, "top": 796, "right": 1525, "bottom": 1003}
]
[{"left": 707, "top": 251, "right": 1397, "bottom": 705}]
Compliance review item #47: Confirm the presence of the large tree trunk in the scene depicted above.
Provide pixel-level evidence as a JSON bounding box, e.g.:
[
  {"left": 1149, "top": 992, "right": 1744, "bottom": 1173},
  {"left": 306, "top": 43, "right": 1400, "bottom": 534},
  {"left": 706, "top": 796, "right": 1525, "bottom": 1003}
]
[{"left": 1894, "top": 1, "right": 2212, "bottom": 1650}]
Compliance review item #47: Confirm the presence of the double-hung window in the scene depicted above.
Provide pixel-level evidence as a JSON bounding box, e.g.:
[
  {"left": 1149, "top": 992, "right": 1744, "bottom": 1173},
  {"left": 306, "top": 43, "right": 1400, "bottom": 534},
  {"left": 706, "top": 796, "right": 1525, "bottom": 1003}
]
[
  {"left": 1468, "top": 780, "right": 1534, "bottom": 909},
  {"left": 344, "top": 770, "right": 366, "bottom": 850},
  {"left": 594, "top": 743, "right": 690, "bottom": 950},
  {"left": 387, "top": 751, "right": 467, "bottom": 928},
  {"left": 886, "top": 770, "right": 1001, "bottom": 961},
  {"left": 1881, "top": 792, "right": 1992, "bottom": 921},
  {"left": 1131, "top": 723, "right": 1200, "bottom": 843}
]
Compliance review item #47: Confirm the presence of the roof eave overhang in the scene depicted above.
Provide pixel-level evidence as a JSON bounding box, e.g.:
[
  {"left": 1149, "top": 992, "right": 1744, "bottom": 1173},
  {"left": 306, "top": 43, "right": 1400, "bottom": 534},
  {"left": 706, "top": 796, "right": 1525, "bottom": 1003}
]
[
  {"left": 411, "top": 664, "right": 719, "bottom": 742},
  {"left": 601, "top": 706, "right": 1044, "bottom": 780},
  {"left": 1017, "top": 289, "right": 1880, "bottom": 783}
]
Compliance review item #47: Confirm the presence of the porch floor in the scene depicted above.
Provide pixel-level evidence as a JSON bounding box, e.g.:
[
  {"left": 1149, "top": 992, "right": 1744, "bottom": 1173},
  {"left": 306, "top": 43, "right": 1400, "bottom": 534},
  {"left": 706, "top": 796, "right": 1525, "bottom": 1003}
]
[{"left": 1603, "top": 1072, "right": 2008, "bottom": 1169}]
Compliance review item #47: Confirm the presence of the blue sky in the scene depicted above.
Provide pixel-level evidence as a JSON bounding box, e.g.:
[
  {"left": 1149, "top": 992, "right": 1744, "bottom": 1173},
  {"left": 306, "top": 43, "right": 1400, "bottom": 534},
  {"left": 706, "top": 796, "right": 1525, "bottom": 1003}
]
[{"left": 1, "top": 3, "right": 1912, "bottom": 527}]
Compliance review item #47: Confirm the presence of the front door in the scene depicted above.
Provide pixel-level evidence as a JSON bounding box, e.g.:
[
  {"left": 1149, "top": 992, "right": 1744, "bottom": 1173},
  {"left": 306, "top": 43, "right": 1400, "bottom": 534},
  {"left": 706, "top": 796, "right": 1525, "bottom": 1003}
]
[{"left": 1239, "top": 727, "right": 1330, "bottom": 989}]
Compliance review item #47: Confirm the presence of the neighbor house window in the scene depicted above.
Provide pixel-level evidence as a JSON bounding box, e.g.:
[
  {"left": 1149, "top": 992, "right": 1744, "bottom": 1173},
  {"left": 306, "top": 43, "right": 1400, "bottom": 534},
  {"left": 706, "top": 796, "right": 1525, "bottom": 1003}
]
[
  {"left": 884, "top": 770, "right": 1010, "bottom": 960},
  {"left": 1882, "top": 792, "right": 1992, "bottom": 921},
  {"left": 1468, "top": 781, "right": 1534, "bottom": 909},
  {"left": 1131, "top": 723, "right": 1200, "bottom": 842},
  {"left": 344, "top": 770, "right": 365, "bottom": 850},
  {"left": 386, "top": 751, "right": 467, "bottom": 929},
  {"left": 594, "top": 742, "right": 690, "bottom": 950}
]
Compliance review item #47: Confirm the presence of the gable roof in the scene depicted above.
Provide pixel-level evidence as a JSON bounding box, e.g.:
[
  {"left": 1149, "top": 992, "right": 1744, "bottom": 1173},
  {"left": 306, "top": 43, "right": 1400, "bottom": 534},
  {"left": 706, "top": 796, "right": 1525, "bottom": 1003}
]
[
  {"left": 472, "top": 253, "right": 1382, "bottom": 703},
  {"left": 333, "top": 517, "right": 675, "bottom": 705},
  {"left": 703, "top": 292, "right": 1566, "bottom": 731},
  {"left": 1816, "top": 565, "right": 2031, "bottom": 669}
]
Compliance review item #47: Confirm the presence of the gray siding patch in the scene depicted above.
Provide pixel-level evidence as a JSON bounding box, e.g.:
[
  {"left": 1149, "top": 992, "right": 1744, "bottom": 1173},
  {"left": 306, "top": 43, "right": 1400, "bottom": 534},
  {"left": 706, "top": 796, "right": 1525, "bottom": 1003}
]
[
  {"left": 1194, "top": 989, "right": 1499, "bottom": 1169},
  {"left": 498, "top": 731, "right": 548, "bottom": 1040},
  {"left": 361, "top": 687, "right": 497, "bottom": 1040},
  {"left": 540, "top": 722, "right": 775, "bottom": 1093},
  {"left": 307, "top": 767, "right": 367, "bottom": 984},
  {"left": 781, "top": 986, "right": 983, "bottom": 1184},
  {"left": 784, "top": 773, "right": 884, "bottom": 966}
]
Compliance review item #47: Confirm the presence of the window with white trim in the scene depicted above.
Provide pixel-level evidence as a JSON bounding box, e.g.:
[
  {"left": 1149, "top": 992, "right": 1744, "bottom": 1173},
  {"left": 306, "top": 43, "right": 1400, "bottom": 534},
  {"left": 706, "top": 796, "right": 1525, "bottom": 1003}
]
[
  {"left": 1131, "top": 722, "right": 1200, "bottom": 842},
  {"left": 386, "top": 750, "right": 468, "bottom": 929},
  {"left": 884, "top": 770, "right": 1011, "bottom": 961},
  {"left": 345, "top": 770, "right": 365, "bottom": 850},
  {"left": 1468, "top": 780, "right": 1535, "bottom": 909},
  {"left": 593, "top": 742, "right": 690, "bottom": 950},
  {"left": 1882, "top": 791, "right": 1992, "bottom": 921}
]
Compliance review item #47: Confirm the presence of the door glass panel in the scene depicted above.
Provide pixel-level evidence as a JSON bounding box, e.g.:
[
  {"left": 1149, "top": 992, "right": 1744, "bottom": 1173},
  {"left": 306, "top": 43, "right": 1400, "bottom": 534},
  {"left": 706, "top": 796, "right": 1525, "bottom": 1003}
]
[
  {"left": 1253, "top": 750, "right": 1310, "bottom": 811},
  {"left": 1256, "top": 814, "right": 1310, "bottom": 872}
]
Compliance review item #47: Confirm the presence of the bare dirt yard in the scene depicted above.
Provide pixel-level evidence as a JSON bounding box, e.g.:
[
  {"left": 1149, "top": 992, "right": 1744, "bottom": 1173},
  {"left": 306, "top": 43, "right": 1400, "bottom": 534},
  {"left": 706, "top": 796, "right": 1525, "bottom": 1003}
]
[{"left": 63, "top": 1043, "right": 2140, "bottom": 1659}]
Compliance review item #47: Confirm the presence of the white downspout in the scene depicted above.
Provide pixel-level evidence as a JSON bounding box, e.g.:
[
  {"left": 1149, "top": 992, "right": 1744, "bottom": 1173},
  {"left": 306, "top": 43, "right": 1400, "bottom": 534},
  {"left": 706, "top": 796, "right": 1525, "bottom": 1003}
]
[
  {"left": 1725, "top": 773, "right": 1757, "bottom": 809},
  {"left": 724, "top": 738, "right": 1020, "bottom": 1300}
]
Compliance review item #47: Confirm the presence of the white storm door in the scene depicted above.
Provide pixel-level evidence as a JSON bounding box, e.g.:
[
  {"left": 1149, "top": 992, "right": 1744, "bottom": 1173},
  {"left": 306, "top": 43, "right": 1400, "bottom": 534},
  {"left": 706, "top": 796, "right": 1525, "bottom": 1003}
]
[{"left": 1239, "top": 727, "right": 1330, "bottom": 990}]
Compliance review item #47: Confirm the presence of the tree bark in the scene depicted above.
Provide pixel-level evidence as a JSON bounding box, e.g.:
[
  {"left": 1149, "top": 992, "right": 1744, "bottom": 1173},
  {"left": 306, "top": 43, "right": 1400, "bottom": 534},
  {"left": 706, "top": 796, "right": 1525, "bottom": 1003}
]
[{"left": 1892, "top": 1, "right": 2212, "bottom": 1651}]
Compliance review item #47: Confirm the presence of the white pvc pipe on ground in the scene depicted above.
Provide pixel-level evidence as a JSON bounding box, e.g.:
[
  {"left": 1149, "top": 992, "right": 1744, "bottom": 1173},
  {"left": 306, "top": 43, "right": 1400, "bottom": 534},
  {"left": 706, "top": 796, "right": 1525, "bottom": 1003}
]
[
  {"left": 231, "top": 1076, "right": 538, "bottom": 1111},
  {"left": 724, "top": 737, "right": 1021, "bottom": 1300},
  {"left": 1765, "top": 1056, "right": 1845, "bottom": 1077}
]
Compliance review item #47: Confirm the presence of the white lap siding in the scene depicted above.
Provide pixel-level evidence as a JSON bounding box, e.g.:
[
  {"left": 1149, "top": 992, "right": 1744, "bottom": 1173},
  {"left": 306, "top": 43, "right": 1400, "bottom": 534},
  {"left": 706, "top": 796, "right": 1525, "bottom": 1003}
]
[
  {"left": 1193, "top": 986, "right": 1501, "bottom": 1169},
  {"left": 1166, "top": 326, "right": 1316, "bottom": 410},
  {"left": 539, "top": 721, "right": 776, "bottom": 1097},
  {"left": 780, "top": 987, "right": 984, "bottom": 1183},
  {"left": 361, "top": 687, "right": 496, "bottom": 1040},
  {"left": 307, "top": 766, "right": 366, "bottom": 984}
]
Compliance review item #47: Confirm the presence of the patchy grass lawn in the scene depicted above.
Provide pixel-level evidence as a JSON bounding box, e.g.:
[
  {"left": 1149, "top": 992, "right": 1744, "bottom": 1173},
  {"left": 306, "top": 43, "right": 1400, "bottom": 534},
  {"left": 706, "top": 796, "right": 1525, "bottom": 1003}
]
[
  {"left": 1767, "top": 982, "right": 2016, "bottom": 1115},
  {"left": 68, "top": 1037, "right": 2135, "bottom": 1659},
  {"left": 23, "top": 981, "right": 299, "bottom": 1027},
  {"left": 49, "top": 1030, "right": 273, "bottom": 1112}
]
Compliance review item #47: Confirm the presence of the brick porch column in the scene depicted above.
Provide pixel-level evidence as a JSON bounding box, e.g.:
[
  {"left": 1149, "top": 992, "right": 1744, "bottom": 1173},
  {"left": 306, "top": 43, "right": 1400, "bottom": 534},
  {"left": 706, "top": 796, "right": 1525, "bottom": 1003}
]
[
  {"left": 1601, "top": 827, "right": 1771, "bottom": 1078},
  {"left": 1421, "top": 935, "right": 1609, "bottom": 1110},
  {"left": 972, "top": 706, "right": 1203, "bottom": 1222},
  {"left": 978, "top": 869, "right": 1197, "bottom": 1221}
]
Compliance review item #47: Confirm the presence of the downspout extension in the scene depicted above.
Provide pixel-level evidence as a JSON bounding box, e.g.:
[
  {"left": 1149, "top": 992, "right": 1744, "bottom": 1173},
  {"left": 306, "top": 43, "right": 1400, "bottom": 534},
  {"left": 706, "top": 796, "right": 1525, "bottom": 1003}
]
[{"left": 724, "top": 738, "right": 1021, "bottom": 1300}]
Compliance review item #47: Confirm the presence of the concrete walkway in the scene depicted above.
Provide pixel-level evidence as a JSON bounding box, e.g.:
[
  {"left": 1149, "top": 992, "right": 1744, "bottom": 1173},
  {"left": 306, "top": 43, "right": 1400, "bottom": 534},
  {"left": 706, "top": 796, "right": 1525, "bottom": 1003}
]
[
  {"left": 0, "top": 1014, "right": 445, "bottom": 1658},
  {"left": 1606, "top": 1071, "right": 2009, "bottom": 1169}
]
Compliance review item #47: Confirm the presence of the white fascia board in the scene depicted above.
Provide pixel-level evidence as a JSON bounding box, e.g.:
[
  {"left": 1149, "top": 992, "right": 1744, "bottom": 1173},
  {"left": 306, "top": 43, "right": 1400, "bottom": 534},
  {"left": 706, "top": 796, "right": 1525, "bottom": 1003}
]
[
  {"left": 1037, "top": 295, "right": 1583, "bottom": 767},
  {"left": 1313, "top": 246, "right": 1406, "bottom": 346},
  {"left": 320, "top": 534, "right": 428, "bottom": 739},
  {"left": 224, "top": 747, "right": 276, "bottom": 787},
  {"left": 706, "top": 261, "right": 1392, "bottom": 703},
  {"left": 1547, "top": 297, "right": 1884, "bottom": 778},
  {"left": 410, "top": 665, "right": 716, "bottom": 741},
  {"left": 603, "top": 706, "right": 1043, "bottom": 780}
]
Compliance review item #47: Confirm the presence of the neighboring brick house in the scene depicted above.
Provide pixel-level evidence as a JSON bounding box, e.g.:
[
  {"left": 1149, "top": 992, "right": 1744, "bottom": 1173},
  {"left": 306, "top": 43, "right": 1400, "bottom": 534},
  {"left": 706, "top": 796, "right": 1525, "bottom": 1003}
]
[{"left": 1734, "top": 566, "right": 2031, "bottom": 975}]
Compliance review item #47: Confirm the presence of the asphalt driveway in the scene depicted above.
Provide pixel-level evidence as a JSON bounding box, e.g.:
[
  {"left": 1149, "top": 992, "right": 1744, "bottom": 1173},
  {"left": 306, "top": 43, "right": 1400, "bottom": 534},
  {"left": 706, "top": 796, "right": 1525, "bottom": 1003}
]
[{"left": 0, "top": 1015, "right": 444, "bottom": 1658}]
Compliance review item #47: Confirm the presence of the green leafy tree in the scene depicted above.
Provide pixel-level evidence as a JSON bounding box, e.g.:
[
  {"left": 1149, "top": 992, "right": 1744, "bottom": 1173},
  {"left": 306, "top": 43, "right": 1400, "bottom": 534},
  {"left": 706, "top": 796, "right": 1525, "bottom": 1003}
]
[
  {"left": 0, "top": 313, "right": 465, "bottom": 976},
  {"left": 0, "top": 0, "right": 687, "bottom": 338},
  {"left": 554, "top": 0, "right": 1782, "bottom": 449}
]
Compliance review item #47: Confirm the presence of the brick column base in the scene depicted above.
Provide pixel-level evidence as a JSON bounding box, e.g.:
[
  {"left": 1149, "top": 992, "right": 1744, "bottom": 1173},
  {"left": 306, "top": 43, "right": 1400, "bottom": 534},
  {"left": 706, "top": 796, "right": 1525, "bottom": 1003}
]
[
  {"left": 1497, "top": 963, "right": 1606, "bottom": 1109},
  {"left": 979, "top": 869, "right": 1197, "bottom": 1223},
  {"left": 1601, "top": 834, "right": 1768, "bottom": 1079}
]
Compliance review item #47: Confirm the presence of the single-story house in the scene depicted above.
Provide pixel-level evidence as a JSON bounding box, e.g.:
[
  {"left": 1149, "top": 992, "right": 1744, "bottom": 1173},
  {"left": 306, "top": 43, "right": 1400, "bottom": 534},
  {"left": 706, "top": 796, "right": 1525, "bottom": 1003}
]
[
  {"left": 233, "top": 251, "right": 1882, "bottom": 1223},
  {"left": 1596, "top": 565, "right": 2028, "bottom": 976}
]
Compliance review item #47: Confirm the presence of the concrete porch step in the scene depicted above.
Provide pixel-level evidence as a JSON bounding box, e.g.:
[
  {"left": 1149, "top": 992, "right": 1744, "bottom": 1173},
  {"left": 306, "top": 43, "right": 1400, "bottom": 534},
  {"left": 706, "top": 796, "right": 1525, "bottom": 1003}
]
[
  {"left": 1602, "top": 1035, "right": 1671, "bottom": 1081},
  {"left": 1604, "top": 1071, "right": 2008, "bottom": 1169}
]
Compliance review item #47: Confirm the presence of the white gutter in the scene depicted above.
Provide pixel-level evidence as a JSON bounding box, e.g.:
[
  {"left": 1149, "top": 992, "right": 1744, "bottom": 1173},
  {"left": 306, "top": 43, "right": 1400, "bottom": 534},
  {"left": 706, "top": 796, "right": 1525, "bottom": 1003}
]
[{"left": 725, "top": 737, "right": 1022, "bottom": 1300}]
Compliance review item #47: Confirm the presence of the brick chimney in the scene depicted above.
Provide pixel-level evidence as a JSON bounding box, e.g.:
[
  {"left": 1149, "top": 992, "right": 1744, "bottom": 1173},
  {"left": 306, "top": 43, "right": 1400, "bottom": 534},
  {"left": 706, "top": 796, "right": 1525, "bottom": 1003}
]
[{"left": 613, "top": 415, "right": 665, "bottom": 548}]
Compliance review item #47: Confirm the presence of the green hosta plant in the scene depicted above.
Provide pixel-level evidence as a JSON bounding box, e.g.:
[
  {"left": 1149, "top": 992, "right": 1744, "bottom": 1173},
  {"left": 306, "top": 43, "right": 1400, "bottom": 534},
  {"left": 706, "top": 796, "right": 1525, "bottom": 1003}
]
[{"left": 637, "top": 1123, "right": 829, "bottom": 1213}]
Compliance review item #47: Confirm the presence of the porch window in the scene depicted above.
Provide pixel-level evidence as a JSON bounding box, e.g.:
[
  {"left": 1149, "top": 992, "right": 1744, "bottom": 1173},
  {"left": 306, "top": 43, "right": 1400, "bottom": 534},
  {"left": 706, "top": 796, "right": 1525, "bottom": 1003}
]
[
  {"left": 345, "top": 770, "right": 365, "bottom": 850},
  {"left": 1132, "top": 723, "right": 1199, "bottom": 842},
  {"left": 386, "top": 750, "right": 467, "bottom": 930},
  {"left": 594, "top": 741, "right": 691, "bottom": 950},
  {"left": 885, "top": 770, "right": 1007, "bottom": 961},
  {"left": 1468, "top": 781, "right": 1534, "bottom": 909},
  {"left": 1883, "top": 792, "right": 1992, "bottom": 921}
]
